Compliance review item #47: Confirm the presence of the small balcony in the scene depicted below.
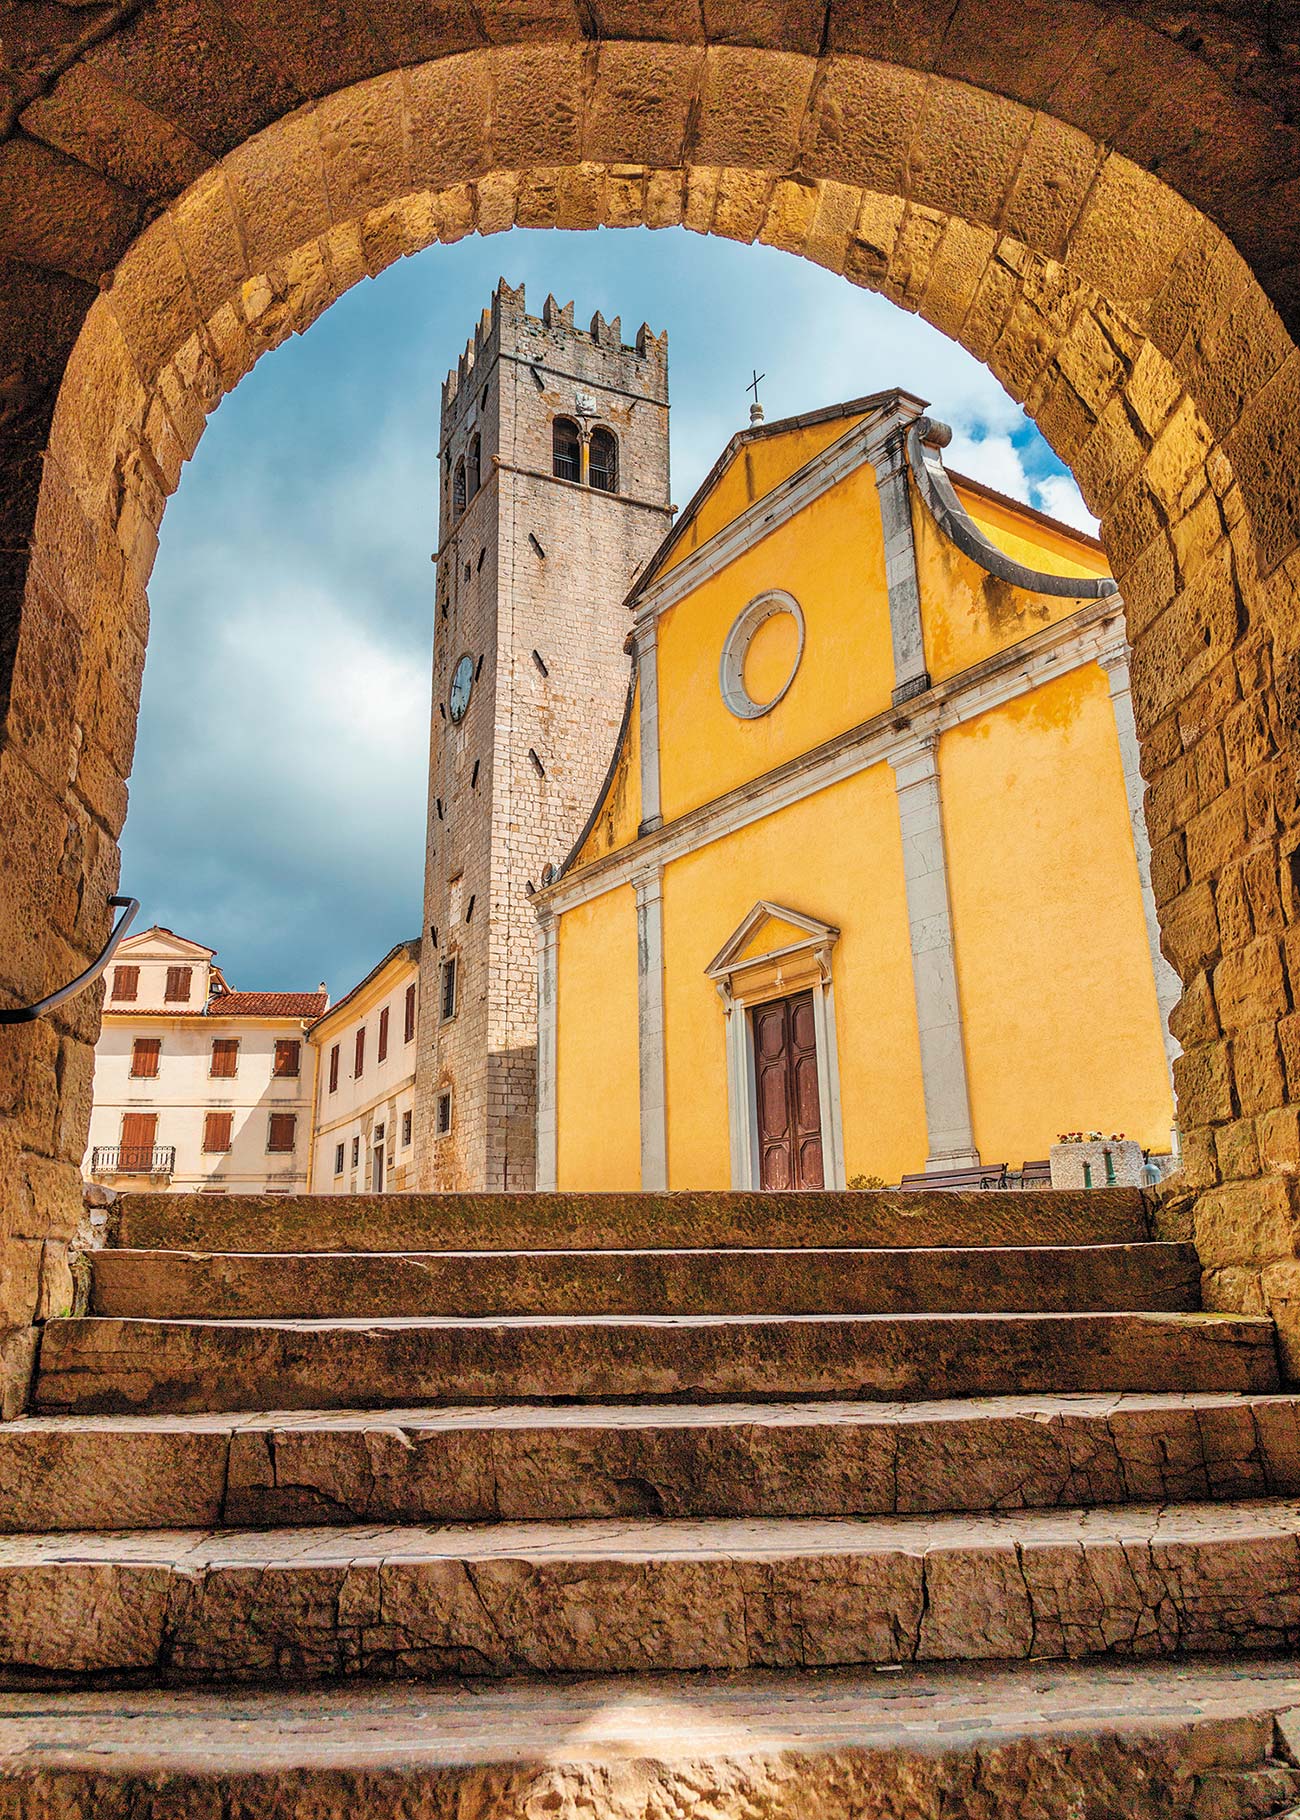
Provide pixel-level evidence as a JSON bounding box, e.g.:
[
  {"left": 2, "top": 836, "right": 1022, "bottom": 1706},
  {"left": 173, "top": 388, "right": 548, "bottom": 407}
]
[{"left": 90, "top": 1145, "right": 176, "bottom": 1179}]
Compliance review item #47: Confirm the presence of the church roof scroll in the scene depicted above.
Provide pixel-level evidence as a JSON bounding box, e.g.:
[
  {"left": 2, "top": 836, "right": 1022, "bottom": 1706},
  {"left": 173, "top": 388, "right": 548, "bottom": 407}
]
[{"left": 906, "top": 418, "right": 1119, "bottom": 602}]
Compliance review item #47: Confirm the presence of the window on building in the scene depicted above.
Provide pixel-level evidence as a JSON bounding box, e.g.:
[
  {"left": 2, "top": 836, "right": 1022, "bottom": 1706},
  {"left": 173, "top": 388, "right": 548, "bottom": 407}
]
[
  {"left": 164, "top": 965, "right": 192, "bottom": 1002},
  {"left": 111, "top": 964, "right": 139, "bottom": 1002},
  {"left": 328, "top": 1043, "right": 340, "bottom": 1093},
  {"left": 453, "top": 456, "right": 466, "bottom": 516},
  {"left": 334, "top": 1141, "right": 344, "bottom": 1175},
  {"left": 377, "top": 1006, "right": 389, "bottom": 1065},
  {"left": 404, "top": 982, "right": 417, "bottom": 1044},
  {"left": 436, "top": 1089, "right": 453, "bottom": 1136},
  {"left": 354, "top": 1026, "right": 366, "bottom": 1077},
  {"left": 467, "top": 433, "right": 481, "bottom": 497},
  {"left": 129, "top": 1037, "right": 161, "bottom": 1078},
  {"left": 273, "top": 1039, "right": 301, "bottom": 1078},
  {"left": 210, "top": 1038, "right": 238, "bottom": 1078},
  {"left": 203, "top": 1111, "right": 233, "bottom": 1152},
  {"left": 552, "top": 416, "right": 580, "bottom": 481},
  {"left": 402, "top": 1109, "right": 413, "bottom": 1147},
  {"left": 267, "top": 1112, "right": 297, "bottom": 1153},
  {"left": 440, "top": 957, "right": 458, "bottom": 1022},
  {"left": 351, "top": 1135, "right": 360, "bottom": 1168},
  {"left": 589, "top": 426, "right": 618, "bottom": 493}
]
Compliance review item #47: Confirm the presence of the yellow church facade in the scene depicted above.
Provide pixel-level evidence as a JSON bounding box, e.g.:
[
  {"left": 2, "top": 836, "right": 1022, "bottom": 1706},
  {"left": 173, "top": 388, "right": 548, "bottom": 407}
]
[{"left": 532, "top": 390, "right": 1179, "bottom": 1192}]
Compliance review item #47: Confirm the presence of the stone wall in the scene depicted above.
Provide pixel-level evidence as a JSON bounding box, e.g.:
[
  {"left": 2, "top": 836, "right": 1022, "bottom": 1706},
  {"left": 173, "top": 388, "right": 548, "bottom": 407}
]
[{"left": 0, "top": 31, "right": 1298, "bottom": 1399}]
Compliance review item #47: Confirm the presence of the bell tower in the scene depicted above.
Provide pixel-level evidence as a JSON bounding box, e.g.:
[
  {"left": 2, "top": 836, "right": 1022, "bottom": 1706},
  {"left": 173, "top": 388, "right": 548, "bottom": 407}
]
[{"left": 414, "top": 280, "right": 672, "bottom": 1190}]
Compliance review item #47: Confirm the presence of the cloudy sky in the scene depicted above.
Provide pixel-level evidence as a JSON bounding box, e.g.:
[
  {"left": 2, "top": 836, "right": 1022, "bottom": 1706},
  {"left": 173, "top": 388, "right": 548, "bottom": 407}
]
[{"left": 126, "top": 225, "right": 1095, "bottom": 1000}]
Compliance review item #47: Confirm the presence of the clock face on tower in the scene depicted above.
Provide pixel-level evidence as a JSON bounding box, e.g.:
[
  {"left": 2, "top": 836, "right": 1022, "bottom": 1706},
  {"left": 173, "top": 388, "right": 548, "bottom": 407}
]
[{"left": 449, "top": 654, "right": 474, "bottom": 723}]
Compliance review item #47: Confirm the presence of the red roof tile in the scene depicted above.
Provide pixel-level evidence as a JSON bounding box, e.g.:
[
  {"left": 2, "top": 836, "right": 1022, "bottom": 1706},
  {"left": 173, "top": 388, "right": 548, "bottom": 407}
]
[{"left": 208, "top": 991, "right": 329, "bottom": 1019}]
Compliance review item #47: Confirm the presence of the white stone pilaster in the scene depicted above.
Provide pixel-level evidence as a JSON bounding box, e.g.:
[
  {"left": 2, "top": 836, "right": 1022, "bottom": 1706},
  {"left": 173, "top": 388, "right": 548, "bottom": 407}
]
[
  {"left": 875, "top": 427, "right": 931, "bottom": 706},
  {"left": 634, "top": 868, "right": 669, "bottom": 1190},
  {"left": 632, "top": 616, "right": 663, "bottom": 834},
  {"left": 891, "top": 732, "right": 979, "bottom": 1170},
  {"left": 1098, "top": 642, "right": 1182, "bottom": 1076},
  {"left": 535, "top": 912, "right": 558, "bottom": 1190}
]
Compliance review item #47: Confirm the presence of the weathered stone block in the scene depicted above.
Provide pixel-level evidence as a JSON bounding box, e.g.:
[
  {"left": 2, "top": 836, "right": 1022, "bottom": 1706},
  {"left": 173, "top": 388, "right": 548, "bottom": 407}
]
[
  {"left": 1001, "top": 113, "right": 1100, "bottom": 260},
  {"left": 1259, "top": 1107, "right": 1300, "bottom": 1175},
  {"left": 222, "top": 109, "right": 330, "bottom": 272},
  {"left": 1185, "top": 786, "right": 1247, "bottom": 884},
  {"left": 1216, "top": 1118, "right": 1261, "bottom": 1182},
  {"left": 315, "top": 71, "right": 406, "bottom": 222},
  {"left": 1068, "top": 153, "right": 1199, "bottom": 307},
  {"left": 1213, "top": 937, "right": 1285, "bottom": 1033},
  {"left": 1263, "top": 1262, "right": 1300, "bottom": 1380},
  {"left": 1173, "top": 1041, "right": 1235, "bottom": 1127},
  {"left": 800, "top": 56, "right": 924, "bottom": 195},
  {"left": 1195, "top": 1175, "right": 1300, "bottom": 1269},
  {"left": 489, "top": 44, "right": 584, "bottom": 170},
  {"left": 1231, "top": 1021, "right": 1286, "bottom": 1117},
  {"left": 105, "top": 217, "right": 203, "bottom": 388},
  {"left": 909, "top": 78, "right": 1032, "bottom": 229},
  {"left": 693, "top": 49, "right": 814, "bottom": 170},
  {"left": 403, "top": 54, "right": 493, "bottom": 192}
]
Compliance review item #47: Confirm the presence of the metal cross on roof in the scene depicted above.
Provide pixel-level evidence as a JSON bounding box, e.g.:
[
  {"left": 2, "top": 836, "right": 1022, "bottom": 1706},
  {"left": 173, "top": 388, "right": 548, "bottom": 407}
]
[{"left": 747, "top": 369, "right": 765, "bottom": 407}]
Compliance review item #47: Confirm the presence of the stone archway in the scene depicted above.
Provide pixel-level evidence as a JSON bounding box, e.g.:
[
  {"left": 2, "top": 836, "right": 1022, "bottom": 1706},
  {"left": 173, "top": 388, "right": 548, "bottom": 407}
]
[{"left": 2, "top": 30, "right": 1299, "bottom": 1409}]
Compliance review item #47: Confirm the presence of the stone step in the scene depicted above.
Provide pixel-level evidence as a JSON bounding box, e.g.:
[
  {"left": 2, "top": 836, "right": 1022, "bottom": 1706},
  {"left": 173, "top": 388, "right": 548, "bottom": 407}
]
[
  {"left": 112, "top": 1186, "right": 1150, "bottom": 1254},
  {"left": 5, "top": 1499, "right": 1300, "bottom": 1683},
  {"left": 89, "top": 1241, "right": 1201, "bottom": 1321},
  {"left": 3, "top": 1658, "right": 1300, "bottom": 1819},
  {"left": 33, "top": 1310, "right": 1278, "bottom": 1416},
  {"left": 6, "top": 1392, "right": 1300, "bottom": 1532}
]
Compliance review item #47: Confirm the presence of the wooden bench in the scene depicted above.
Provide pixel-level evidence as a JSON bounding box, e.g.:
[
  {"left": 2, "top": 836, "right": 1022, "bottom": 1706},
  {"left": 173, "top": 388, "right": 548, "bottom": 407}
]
[
  {"left": 1012, "top": 1159, "right": 1052, "bottom": 1188},
  {"left": 899, "top": 1164, "right": 1009, "bottom": 1192}
]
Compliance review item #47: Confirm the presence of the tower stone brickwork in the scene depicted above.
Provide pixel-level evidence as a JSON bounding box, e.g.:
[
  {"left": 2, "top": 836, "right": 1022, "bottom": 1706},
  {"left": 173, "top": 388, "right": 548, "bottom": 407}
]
[{"left": 414, "top": 280, "right": 671, "bottom": 1190}]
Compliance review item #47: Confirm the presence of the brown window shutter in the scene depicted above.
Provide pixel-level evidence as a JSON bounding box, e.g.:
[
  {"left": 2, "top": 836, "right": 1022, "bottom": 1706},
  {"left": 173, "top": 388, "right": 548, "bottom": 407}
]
[
  {"left": 377, "top": 1007, "right": 389, "bottom": 1064},
  {"left": 164, "top": 965, "right": 192, "bottom": 1002},
  {"left": 111, "top": 965, "right": 139, "bottom": 1002},
  {"left": 203, "top": 1111, "right": 233, "bottom": 1152},
  {"left": 210, "top": 1039, "right": 239, "bottom": 1078},
  {"left": 130, "top": 1038, "right": 161, "bottom": 1078},
  {"left": 267, "top": 1112, "right": 296, "bottom": 1153},
  {"left": 329, "top": 1044, "right": 340, "bottom": 1092},
  {"left": 354, "top": 1027, "right": 365, "bottom": 1076},
  {"left": 120, "top": 1111, "right": 157, "bottom": 1169},
  {"left": 274, "top": 1039, "right": 301, "bottom": 1078},
  {"left": 404, "top": 982, "right": 416, "bottom": 1043}
]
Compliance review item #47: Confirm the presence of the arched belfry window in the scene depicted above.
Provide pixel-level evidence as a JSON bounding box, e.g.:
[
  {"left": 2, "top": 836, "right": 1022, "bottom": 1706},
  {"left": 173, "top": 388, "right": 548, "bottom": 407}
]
[
  {"left": 553, "top": 417, "right": 580, "bottom": 483},
  {"left": 467, "top": 434, "right": 481, "bottom": 498},
  {"left": 453, "top": 457, "right": 466, "bottom": 516},
  {"left": 590, "top": 427, "right": 618, "bottom": 494}
]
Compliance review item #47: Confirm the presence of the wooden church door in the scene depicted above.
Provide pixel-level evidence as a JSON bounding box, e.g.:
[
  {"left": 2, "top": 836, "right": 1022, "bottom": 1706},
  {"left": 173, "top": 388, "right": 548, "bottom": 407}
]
[{"left": 752, "top": 991, "right": 825, "bottom": 1190}]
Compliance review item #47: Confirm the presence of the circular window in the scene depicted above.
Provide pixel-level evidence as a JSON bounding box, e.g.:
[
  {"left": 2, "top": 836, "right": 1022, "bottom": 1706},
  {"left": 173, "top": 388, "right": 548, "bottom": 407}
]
[
  {"left": 719, "top": 591, "right": 805, "bottom": 720},
  {"left": 449, "top": 653, "right": 475, "bottom": 723}
]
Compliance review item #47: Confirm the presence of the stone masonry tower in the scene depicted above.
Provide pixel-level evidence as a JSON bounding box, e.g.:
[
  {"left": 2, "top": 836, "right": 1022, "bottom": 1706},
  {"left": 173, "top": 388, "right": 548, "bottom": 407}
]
[{"left": 414, "top": 281, "right": 671, "bottom": 1190}]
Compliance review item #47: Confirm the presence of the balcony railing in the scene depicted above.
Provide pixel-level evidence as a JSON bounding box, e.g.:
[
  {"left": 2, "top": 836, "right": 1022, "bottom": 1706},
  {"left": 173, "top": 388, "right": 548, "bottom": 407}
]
[{"left": 90, "top": 1145, "right": 176, "bottom": 1177}]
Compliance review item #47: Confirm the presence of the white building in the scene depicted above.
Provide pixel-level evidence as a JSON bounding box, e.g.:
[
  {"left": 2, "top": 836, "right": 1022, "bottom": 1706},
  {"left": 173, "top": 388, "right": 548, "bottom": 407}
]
[
  {"left": 308, "top": 938, "right": 420, "bottom": 1194},
  {"left": 83, "top": 927, "right": 326, "bottom": 1195}
]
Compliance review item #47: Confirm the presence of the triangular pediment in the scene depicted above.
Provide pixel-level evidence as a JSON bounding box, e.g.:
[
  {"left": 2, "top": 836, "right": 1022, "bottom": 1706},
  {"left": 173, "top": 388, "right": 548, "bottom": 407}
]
[
  {"left": 706, "top": 901, "right": 840, "bottom": 981},
  {"left": 118, "top": 927, "right": 215, "bottom": 960}
]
